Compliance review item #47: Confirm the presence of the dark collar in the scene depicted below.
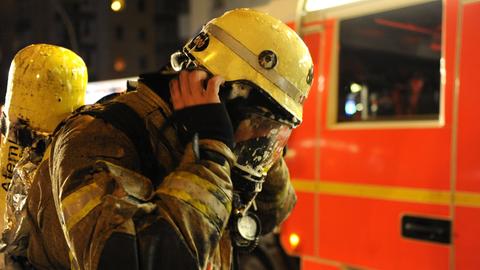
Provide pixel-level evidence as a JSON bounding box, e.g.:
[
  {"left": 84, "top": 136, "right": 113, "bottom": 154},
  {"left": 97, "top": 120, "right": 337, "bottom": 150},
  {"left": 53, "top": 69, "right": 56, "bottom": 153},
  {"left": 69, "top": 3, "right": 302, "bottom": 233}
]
[{"left": 138, "top": 67, "right": 177, "bottom": 105}]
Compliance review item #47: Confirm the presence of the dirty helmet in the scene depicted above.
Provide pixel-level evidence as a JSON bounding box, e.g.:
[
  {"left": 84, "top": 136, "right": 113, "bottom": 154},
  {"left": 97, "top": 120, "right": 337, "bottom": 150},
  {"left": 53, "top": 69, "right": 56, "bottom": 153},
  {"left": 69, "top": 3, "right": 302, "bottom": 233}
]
[
  {"left": 174, "top": 8, "right": 314, "bottom": 124},
  {"left": 173, "top": 8, "right": 314, "bottom": 180}
]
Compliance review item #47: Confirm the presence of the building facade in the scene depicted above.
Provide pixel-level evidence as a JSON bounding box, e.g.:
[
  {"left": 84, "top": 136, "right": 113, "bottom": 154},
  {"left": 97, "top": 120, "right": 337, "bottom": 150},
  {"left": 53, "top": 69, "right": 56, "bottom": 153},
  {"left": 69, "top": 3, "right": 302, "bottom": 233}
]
[{"left": 0, "top": 0, "right": 188, "bottom": 102}]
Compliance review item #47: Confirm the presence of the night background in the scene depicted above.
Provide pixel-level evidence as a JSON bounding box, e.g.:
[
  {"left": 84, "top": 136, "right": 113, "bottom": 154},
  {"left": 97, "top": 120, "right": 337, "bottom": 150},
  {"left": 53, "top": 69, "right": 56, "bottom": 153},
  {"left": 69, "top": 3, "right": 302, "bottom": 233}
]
[{"left": 0, "top": 0, "right": 271, "bottom": 104}]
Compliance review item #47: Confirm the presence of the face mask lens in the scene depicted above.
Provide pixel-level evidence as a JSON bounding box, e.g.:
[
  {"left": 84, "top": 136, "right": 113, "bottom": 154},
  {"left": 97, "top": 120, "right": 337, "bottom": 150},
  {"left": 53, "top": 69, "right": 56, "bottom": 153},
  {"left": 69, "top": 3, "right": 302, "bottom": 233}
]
[{"left": 233, "top": 110, "right": 292, "bottom": 178}]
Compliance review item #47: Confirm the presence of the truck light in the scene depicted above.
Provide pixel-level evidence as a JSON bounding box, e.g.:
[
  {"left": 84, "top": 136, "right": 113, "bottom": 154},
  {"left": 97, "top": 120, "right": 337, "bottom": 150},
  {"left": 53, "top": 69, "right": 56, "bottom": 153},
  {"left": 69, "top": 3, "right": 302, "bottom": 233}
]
[
  {"left": 289, "top": 233, "right": 300, "bottom": 250},
  {"left": 111, "top": 0, "right": 124, "bottom": 12}
]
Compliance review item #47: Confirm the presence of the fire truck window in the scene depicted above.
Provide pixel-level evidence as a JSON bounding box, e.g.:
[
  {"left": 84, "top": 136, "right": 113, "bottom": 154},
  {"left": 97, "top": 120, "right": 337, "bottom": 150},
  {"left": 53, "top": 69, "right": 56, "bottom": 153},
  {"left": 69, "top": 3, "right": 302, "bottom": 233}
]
[{"left": 337, "top": 1, "right": 442, "bottom": 122}]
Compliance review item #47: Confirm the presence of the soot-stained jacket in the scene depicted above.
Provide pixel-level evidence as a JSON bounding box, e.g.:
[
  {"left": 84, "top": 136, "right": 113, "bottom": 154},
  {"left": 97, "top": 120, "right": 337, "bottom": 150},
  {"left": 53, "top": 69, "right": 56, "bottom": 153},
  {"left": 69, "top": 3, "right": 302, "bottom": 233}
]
[{"left": 26, "top": 81, "right": 296, "bottom": 270}]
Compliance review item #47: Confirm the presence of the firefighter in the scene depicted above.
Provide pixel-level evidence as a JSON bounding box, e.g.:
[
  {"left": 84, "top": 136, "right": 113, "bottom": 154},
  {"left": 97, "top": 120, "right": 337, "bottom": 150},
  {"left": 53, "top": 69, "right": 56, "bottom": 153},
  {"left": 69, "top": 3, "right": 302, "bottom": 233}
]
[{"left": 26, "top": 8, "right": 313, "bottom": 270}]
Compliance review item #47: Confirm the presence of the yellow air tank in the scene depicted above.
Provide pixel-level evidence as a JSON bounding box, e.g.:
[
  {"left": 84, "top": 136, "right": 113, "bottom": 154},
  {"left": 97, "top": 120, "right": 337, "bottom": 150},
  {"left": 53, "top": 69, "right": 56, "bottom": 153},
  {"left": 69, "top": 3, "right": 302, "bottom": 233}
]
[{"left": 0, "top": 44, "right": 87, "bottom": 229}]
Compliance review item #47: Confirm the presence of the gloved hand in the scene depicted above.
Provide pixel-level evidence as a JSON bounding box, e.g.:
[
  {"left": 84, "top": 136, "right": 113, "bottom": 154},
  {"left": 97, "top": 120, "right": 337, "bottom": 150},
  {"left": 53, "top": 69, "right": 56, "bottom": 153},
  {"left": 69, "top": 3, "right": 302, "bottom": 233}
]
[
  {"left": 254, "top": 158, "right": 297, "bottom": 234},
  {"left": 169, "top": 70, "right": 234, "bottom": 150}
]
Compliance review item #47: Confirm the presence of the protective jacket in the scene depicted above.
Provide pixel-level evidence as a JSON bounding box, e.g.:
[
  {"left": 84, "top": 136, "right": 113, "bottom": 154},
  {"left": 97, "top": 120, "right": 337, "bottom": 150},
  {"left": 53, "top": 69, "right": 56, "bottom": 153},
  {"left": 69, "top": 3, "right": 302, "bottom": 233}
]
[{"left": 26, "top": 81, "right": 296, "bottom": 270}]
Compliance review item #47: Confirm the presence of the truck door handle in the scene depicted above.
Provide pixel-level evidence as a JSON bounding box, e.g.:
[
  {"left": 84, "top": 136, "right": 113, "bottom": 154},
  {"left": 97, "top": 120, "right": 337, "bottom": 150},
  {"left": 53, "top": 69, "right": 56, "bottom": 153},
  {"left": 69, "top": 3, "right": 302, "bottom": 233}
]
[{"left": 401, "top": 215, "right": 451, "bottom": 244}]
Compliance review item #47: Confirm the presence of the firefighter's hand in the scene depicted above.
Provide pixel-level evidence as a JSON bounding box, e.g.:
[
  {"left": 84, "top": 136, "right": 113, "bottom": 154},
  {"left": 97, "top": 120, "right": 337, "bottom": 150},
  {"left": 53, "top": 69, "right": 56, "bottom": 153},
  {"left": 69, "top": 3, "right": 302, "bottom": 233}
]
[
  {"left": 169, "top": 70, "right": 225, "bottom": 110},
  {"left": 169, "top": 70, "right": 233, "bottom": 149}
]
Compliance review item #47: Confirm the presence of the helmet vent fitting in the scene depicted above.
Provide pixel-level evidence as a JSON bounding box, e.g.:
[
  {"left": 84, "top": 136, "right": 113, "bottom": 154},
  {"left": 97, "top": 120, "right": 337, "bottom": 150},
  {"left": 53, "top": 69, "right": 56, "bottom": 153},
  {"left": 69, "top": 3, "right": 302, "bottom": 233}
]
[{"left": 258, "top": 50, "right": 277, "bottom": 70}]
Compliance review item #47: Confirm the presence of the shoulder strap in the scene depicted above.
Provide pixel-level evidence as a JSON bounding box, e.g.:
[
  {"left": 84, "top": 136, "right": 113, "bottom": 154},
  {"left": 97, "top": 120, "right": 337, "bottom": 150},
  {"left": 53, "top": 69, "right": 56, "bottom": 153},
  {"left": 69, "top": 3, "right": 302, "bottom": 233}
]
[{"left": 79, "top": 102, "right": 163, "bottom": 186}]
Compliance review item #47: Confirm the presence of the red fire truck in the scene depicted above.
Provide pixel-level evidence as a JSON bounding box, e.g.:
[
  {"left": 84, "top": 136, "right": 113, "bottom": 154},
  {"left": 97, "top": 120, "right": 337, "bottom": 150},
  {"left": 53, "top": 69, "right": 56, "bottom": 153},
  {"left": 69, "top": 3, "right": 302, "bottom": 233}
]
[{"left": 271, "top": 0, "right": 480, "bottom": 269}]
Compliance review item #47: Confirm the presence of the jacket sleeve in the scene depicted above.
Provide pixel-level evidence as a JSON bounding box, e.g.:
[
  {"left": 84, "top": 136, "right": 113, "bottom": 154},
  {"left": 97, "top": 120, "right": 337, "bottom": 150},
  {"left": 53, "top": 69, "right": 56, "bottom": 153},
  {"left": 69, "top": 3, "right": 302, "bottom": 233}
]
[
  {"left": 49, "top": 114, "right": 234, "bottom": 270},
  {"left": 254, "top": 157, "right": 297, "bottom": 234}
]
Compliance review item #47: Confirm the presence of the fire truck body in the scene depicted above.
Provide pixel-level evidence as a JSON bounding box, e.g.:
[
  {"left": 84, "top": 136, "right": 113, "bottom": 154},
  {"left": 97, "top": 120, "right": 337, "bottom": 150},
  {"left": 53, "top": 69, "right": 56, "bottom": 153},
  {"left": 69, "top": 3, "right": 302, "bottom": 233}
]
[{"left": 280, "top": 0, "right": 480, "bottom": 269}]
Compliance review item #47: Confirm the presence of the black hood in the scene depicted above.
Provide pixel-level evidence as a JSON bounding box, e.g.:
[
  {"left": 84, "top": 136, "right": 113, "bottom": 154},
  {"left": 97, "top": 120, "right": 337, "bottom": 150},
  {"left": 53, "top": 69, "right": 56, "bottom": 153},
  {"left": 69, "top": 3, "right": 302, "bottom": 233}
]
[{"left": 138, "top": 65, "right": 177, "bottom": 105}]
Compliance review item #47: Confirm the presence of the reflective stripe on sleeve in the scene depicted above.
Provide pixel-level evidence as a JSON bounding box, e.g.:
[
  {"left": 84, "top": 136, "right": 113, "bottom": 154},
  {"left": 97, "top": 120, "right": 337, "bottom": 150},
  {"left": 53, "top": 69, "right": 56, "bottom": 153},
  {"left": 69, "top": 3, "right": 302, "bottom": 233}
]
[
  {"left": 61, "top": 182, "right": 104, "bottom": 231},
  {"left": 156, "top": 171, "right": 232, "bottom": 231}
]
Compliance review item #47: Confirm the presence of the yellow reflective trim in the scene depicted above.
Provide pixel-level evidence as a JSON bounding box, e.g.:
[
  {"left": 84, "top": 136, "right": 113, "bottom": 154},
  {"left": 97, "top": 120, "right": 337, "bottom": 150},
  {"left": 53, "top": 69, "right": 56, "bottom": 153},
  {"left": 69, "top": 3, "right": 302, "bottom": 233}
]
[
  {"left": 156, "top": 171, "right": 232, "bottom": 223},
  {"left": 463, "top": 0, "right": 480, "bottom": 4},
  {"left": 292, "top": 179, "right": 480, "bottom": 208},
  {"left": 61, "top": 182, "right": 104, "bottom": 231},
  {"left": 455, "top": 191, "right": 480, "bottom": 208}
]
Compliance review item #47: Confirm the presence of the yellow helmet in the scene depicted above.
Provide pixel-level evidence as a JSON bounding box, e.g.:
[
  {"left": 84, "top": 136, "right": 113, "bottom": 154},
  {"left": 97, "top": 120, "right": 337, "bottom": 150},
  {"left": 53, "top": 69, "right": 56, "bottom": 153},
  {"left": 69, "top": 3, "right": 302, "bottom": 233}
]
[
  {"left": 4, "top": 44, "right": 87, "bottom": 133},
  {"left": 182, "top": 8, "right": 314, "bottom": 123}
]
